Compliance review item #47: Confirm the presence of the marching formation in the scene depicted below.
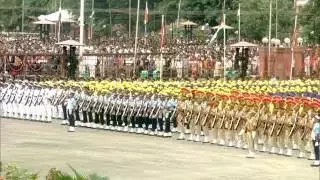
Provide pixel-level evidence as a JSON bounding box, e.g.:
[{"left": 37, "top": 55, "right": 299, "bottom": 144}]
[{"left": 1, "top": 79, "right": 319, "bottom": 161}]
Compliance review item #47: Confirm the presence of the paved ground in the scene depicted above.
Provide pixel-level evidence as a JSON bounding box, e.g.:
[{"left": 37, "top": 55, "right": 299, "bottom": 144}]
[{"left": 1, "top": 118, "right": 320, "bottom": 180}]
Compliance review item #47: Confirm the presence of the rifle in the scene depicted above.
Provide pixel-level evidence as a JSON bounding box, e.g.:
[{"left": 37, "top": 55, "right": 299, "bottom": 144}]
[
  {"left": 210, "top": 108, "right": 218, "bottom": 128},
  {"left": 128, "top": 99, "right": 137, "bottom": 118},
  {"left": 148, "top": 105, "right": 157, "bottom": 118},
  {"left": 219, "top": 110, "right": 227, "bottom": 129},
  {"left": 121, "top": 100, "right": 129, "bottom": 121},
  {"left": 169, "top": 106, "right": 177, "bottom": 122},
  {"left": 0, "top": 87, "right": 9, "bottom": 102},
  {"left": 83, "top": 98, "right": 93, "bottom": 111},
  {"left": 194, "top": 103, "right": 202, "bottom": 125},
  {"left": 6, "top": 87, "right": 17, "bottom": 104},
  {"left": 201, "top": 106, "right": 211, "bottom": 126},
  {"left": 135, "top": 96, "right": 146, "bottom": 117},
  {"left": 109, "top": 96, "right": 118, "bottom": 115},
  {"left": 115, "top": 98, "right": 124, "bottom": 116},
  {"left": 234, "top": 107, "right": 246, "bottom": 130},
  {"left": 276, "top": 114, "right": 286, "bottom": 136},
  {"left": 153, "top": 105, "right": 161, "bottom": 118},
  {"left": 269, "top": 113, "right": 278, "bottom": 136},
  {"left": 300, "top": 115, "right": 311, "bottom": 140},
  {"left": 184, "top": 102, "right": 194, "bottom": 124},
  {"left": 9, "top": 90, "right": 17, "bottom": 103},
  {"left": 36, "top": 95, "right": 43, "bottom": 106},
  {"left": 96, "top": 100, "right": 104, "bottom": 113},
  {"left": 17, "top": 89, "right": 25, "bottom": 104},
  {"left": 142, "top": 99, "right": 149, "bottom": 117},
  {"left": 103, "top": 97, "right": 112, "bottom": 115},
  {"left": 288, "top": 113, "right": 298, "bottom": 138}
]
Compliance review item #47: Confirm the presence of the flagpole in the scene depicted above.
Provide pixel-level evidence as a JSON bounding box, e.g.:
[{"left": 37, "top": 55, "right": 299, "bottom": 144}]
[
  {"left": 268, "top": 0, "right": 272, "bottom": 77},
  {"left": 290, "top": 1, "right": 298, "bottom": 80},
  {"left": 129, "top": 0, "right": 131, "bottom": 38},
  {"left": 133, "top": 0, "right": 140, "bottom": 76},
  {"left": 91, "top": 0, "right": 95, "bottom": 40},
  {"left": 223, "top": 0, "right": 226, "bottom": 80},
  {"left": 223, "top": 13, "right": 226, "bottom": 80},
  {"left": 79, "top": 0, "right": 85, "bottom": 56},
  {"left": 108, "top": 0, "right": 112, "bottom": 37},
  {"left": 238, "top": 3, "right": 241, "bottom": 42},
  {"left": 57, "top": 0, "right": 62, "bottom": 42},
  {"left": 144, "top": 1, "right": 148, "bottom": 45},
  {"left": 177, "top": 0, "right": 182, "bottom": 30},
  {"left": 160, "top": 15, "right": 164, "bottom": 81}
]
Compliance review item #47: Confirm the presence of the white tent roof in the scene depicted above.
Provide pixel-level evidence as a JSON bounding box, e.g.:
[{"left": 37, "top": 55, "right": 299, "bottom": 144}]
[
  {"left": 230, "top": 41, "right": 257, "bottom": 47},
  {"left": 32, "top": 20, "right": 56, "bottom": 25},
  {"left": 212, "top": 24, "right": 234, "bottom": 29},
  {"left": 56, "top": 39, "right": 84, "bottom": 46},
  {"left": 38, "top": 9, "right": 75, "bottom": 23}
]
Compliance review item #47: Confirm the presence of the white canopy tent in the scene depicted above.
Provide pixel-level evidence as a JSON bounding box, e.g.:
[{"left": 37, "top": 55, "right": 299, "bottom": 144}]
[{"left": 38, "top": 9, "right": 75, "bottom": 23}]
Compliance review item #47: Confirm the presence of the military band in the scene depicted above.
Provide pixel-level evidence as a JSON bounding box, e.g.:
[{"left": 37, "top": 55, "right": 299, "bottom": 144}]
[{"left": 2, "top": 79, "right": 320, "bottom": 163}]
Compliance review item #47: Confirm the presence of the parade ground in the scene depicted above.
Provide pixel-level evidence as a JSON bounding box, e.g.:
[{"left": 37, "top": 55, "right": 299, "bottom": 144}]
[{"left": 1, "top": 119, "right": 319, "bottom": 180}]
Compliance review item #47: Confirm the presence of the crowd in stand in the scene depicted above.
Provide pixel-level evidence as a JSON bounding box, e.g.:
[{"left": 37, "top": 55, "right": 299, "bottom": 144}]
[{"left": 0, "top": 32, "right": 260, "bottom": 79}]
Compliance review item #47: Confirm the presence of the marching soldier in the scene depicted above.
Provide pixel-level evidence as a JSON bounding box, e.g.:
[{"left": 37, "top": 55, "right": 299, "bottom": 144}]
[
  {"left": 239, "top": 97, "right": 259, "bottom": 158},
  {"left": 266, "top": 97, "right": 279, "bottom": 154},
  {"left": 209, "top": 94, "right": 220, "bottom": 144},
  {"left": 187, "top": 90, "right": 198, "bottom": 141},
  {"left": 121, "top": 92, "right": 130, "bottom": 132},
  {"left": 164, "top": 93, "right": 177, "bottom": 137},
  {"left": 200, "top": 92, "right": 212, "bottom": 143},
  {"left": 177, "top": 88, "right": 189, "bottom": 140}
]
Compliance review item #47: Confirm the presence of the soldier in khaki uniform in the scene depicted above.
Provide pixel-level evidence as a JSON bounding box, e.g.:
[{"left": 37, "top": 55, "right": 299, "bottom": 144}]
[
  {"left": 217, "top": 95, "right": 228, "bottom": 145},
  {"left": 200, "top": 92, "right": 213, "bottom": 143},
  {"left": 188, "top": 90, "right": 201, "bottom": 142},
  {"left": 296, "top": 101, "right": 315, "bottom": 159},
  {"left": 275, "top": 99, "right": 292, "bottom": 155},
  {"left": 209, "top": 94, "right": 220, "bottom": 144},
  {"left": 239, "top": 97, "right": 258, "bottom": 158},
  {"left": 256, "top": 97, "right": 269, "bottom": 152},
  {"left": 177, "top": 88, "right": 191, "bottom": 140},
  {"left": 224, "top": 95, "right": 237, "bottom": 147},
  {"left": 234, "top": 96, "right": 249, "bottom": 149},
  {"left": 267, "top": 97, "right": 279, "bottom": 154}
]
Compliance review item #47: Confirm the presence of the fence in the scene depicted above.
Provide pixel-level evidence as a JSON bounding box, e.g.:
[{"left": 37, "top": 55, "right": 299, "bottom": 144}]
[
  {"left": 80, "top": 53, "right": 219, "bottom": 79},
  {"left": 0, "top": 52, "right": 220, "bottom": 80},
  {"left": 0, "top": 53, "right": 64, "bottom": 79}
]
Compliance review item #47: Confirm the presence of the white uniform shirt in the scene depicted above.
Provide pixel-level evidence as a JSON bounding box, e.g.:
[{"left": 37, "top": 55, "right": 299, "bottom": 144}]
[{"left": 66, "top": 96, "right": 77, "bottom": 114}]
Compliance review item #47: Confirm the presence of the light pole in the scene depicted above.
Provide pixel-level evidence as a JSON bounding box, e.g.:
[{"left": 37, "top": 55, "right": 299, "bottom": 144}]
[
  {"left": 133, "top": 0, "right": 140, "bottom": 76},
  {"left": 275, "top": 0, "right": 278, "bottom": 39},
  {"left": 90, "top": 0, "right": 95, "bottom": 40},
  {"left": 21, "top": 0, "right": 24, "bottom": 33},
  {"left": 108, "top": 0, "right": 112, "bottom": 37},
  {"left": 268, "top": 0, "right": 272, "bottom": 77}
]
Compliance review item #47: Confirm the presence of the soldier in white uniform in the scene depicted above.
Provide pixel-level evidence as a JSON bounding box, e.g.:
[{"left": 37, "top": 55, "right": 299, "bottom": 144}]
[
  {"left": 15, "top": 83, "right": 25, "bottom": 119},
  {"left": 128, "top": 93, "right": 137, "bottom": 133},
  {"left": 134, "top": 94, "right": 143, "bottom": 133}
]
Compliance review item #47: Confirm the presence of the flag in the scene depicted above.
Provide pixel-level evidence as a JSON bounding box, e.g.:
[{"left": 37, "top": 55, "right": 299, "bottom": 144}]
[
  {"left": 237, "top": 7, "right": 240, "bottom": 17},
  {"left": 160, "top": 15, "right": 165, "bottom": 48},
  {"left": 144, "top": 1, "right": 149, "bottom": 25},
  {"left": 209, "top": 20, "right": 224, "bottom": 44}
]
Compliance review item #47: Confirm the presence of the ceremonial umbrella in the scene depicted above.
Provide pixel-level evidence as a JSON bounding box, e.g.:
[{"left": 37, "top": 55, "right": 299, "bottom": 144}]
[
  {"left": 230, "top": 41, "right": 257, "bottom": 47},
  {"left": 212, "top": 24, "right": 234, "bottom": 30},
  {"left": 32, "top": 20, "right": 56, "bottom": 25},
  {"left": 55, "top": 39, "right": 85, "bottom": 46},
  {"left": 181, "top": 20, "right": 197, "bottom": 26}
]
